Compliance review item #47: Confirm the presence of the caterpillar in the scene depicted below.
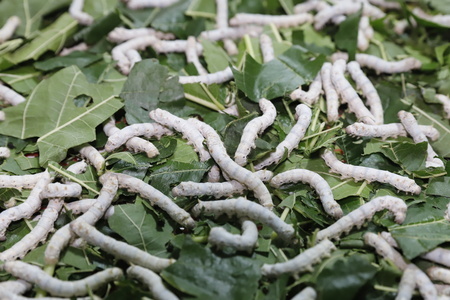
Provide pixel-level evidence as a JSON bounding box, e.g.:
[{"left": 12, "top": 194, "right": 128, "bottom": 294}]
[
  {"left": 127, "top": 265, "right": 179, "bottom": 300},
  {"left": 291, "top": 287, "right": 317, "bottom": 300},
  {"left": 421, "top": 248, "right": 450, "bottom": 268},
  {"left": 208, "top": 220, "right": 258, "bottom": 253},
  {"left": 215, "top": 0, "right": 238, "bottom": 55},
  {"left": 290, "top": 73, "right": 322, "bottom": 105},
  {"left": 40, "top": 182, "right": 82, "bottom": 199},
  {"left": 0, "top": 146, "right": 10, "bottom": 158},
  {"left": 396, "top": 265, "right": 416, "bottom": 300},
  {"left": 126, "top": 0, "right": 180, "bottom": 9},
  {"left": 107, "top": 27, "right": 175, "bottom": 43},
  {"left": 435, "top": 94, "right": 450, "bottom": 119},
  {"left": 357, "top": 16, "right": 374, "bottom": 51},
  {"left": 259, "top": 34, "right": 275, "bottom": 63},
  {"left": 230, "top": 13, "right": 314, "bottom": 28},
  {"left": 345, "top": 122, "right": 440, "bottom": 141},
  {"left": 0, "top": 280, "right": 31, "bottom": 295},
  {"left": 59, "top": 42, "right": 89, "bottom": 56},
  {"left": 427, "top": 267, "right": 450, "bottom": 284},
  {"left": 186, "top": 36, "right": 208, "bottom": 76},
  {"left": 412, "top": 8, "right": 450, "bottom": 27},
  {"left": 321, "top": 62, "right": 340, "bottom": 122},
  {"left": 125, "top": 49, "right": 142, "bottom": 71},
  {"left": 178, "top": 67, "right": 234, "bottom": 85},
  {"left": 0, "top": 171, "right": 50, "bottom": 190},
  {"left": 78, "top": 145, "right": 105, "bottom": 174},
  {"left": 111, "top": 36, "right": 158, "bottom": 74},
  {"left": 200, "top": 26, "right": 263, "bottom": 41},
  {"left": 64, "top": 198, "right": 115, "bottom": 219},
  {"left": 69, "top": 0, "right": 93, "bottom": 26},
  {"left": 0, "top": 16, "right": 20, "bottom": 43},
  {"left": 0, "top": 82, "right": 26, "bottom": 106}
]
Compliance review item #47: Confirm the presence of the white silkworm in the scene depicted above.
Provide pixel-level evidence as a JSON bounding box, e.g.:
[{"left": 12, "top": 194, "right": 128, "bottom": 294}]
[
  {"left": 186, "top": 36, "right": 208, "bottom": 76},
  {"left": 413, "top": 8, "right": 450, "bottom": 27},
  {"left": 200, "top": 26, "right": 263, "bottom": 41},
  {"left": 207, "top": 164, "right": 221, "bottom": 182},
  {"left": 345, "top": 122, "right": 440, "bottom": 141},
  {"left": 111, "top": 36, "right": 158, "bottom": 74},
  {"left": 368, "top": 0, "right": 401, "bottom": 9},
  {"left": 291, "top": 287, "right": 317, "bottom": 300},
  {"left": 125, "top": 49, "right": 142, "bottom": 71},
  {"left": 0, "top": 146, "right": 10, "bottom": 157},
  {"left": 230, "top": 13, "right": 313, "bottom": 28},
  {"left": 215, "top": 0, "right": 237, "bottom": 55},
  {"left": 0, "top": 16, "right": 20, "bottom": 43},
  {"left": 104, "top": 122, "right": 172, "bottom": 153},
  {"left": 364, "top": 232, "right": 408, "bottom": 270},
  {"left": 234, "top": 98, "right": 276, "bottom": 166},
  {"left": 103, "top": 118, "right": 159, "bottom": 158},
  {"left": 414, "top": 267, "right": 437, "bottom": 300},
  {"left": 422, "top": 248, "right": 450, "bottom": 268},
  {"left": 78, "top": 145, "right": 105, "bottom": 173},
  {"left": 0, "top": 172, "right": 48, "bottom": 189},
  {"left": 321, "top": 62, "right": 340, "bottom": 122},
  {"left": 0, "top": 280, "right": 31, "bottom": 294},
  {"left": 59, "top": 42, "right": 89, "bottom": 56},
  {"left": 69, "top": 0, "right": 94, "bottom": 25},
  {"left": 396, "top": 265, "right": 416, "bottom": 300},
  {"left": 0, "top": 261, "right": 123, "bottom": 297},
  {"left": 254, "top": 104, "right": 312, "bottom": 170},
  {"left": 40, "top": 182, "right": 82, "bottom": 199},
  {"left": 380, "top": 231, "right": 399, "bottom": 248},
  {"left": 316, "top": 196, "right": 407, "bottom": 242},
  {"left": 290, "top": 73, "right": 322, "bottom": 105},
  {"left": 322, "top": 149, "right": 421, "bottom": 194},
  {"left": 178, "top": 67, "right": 234, "bottom": 85},
  {"left": 0, "top": 83, "right": 26, "bottom": 106},
  {"left": 0, "top": 171, "right": 51, "bottom": 240},
  {"left": 191, "top": 197, "right": 294, "bottom": 242},
  {"left": 223, "top": 39, "right": 238, "bottom": 56},
  {"left": 153, "top": 39, "right": 203, "bottom": 54},
  {"left": 64, "top": 198, "right": 115, "bottom": 219},
  {"left": 428, "top": 267, "right": 450, "bottom": 284},
  {"left": 357, "top": 16, "right": 373, "bottom": 51},
  {"left": 0, "top": 110, "right": 5, "bottom": 121},
  {"left": 107, "top": 27, "right": 175, "bottom": 43},
  {"left": 149, "top": 109, "right": 210, "bottom": 161},
  {"left": 259, "top": 34, "right": 274, "bottom": 63},
  {"left": 208, "top": 220, "right": 258, "bottom": 252},
  {"left": 332, "top": 59, "right": 376, "bottom": 125},
  {"left": 127, "top": 266, "right": 179, "bottom": 300},
  {"left": 67, "top": 160, "right": 88, "bottom": 174},
  {"left": 294, "top": 0, "right": 329, "bottom": 14},
  {"left": 0, "top": 199, "right": 63, "bottom": 261},
  {"left": 347, "top": 61, "right": 383, "bottom": 124},
  {"left": 126, "top": 0, "right": 179, "bottom": 9},
  {"left": 398, "top": 110, "right": 444, "bottom": 168},
  {"left": 394, "top": 19, "right": 410, "bottom": 35},
  {"left": 357, "top": 28, "right": 370, "bottom": 51},
  {"left": 261, "top": 239, "right": 336, "bottom": 277},
  {"left": 71, "top": 220, "right": 174, "bottom": 272},
  {"left": 188, "top": 119, "right": 273, "bottom": 209},
  {"left": 435, "top": 94, "right": 450, "bottom": 119},
  {"left": 270, "top": 169, "right": 343, "bottom": 219}
]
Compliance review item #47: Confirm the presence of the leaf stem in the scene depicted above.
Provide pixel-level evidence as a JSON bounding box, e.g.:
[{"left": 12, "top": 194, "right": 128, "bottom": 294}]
[
  {"left": 243, "top": 34, "right": 255, "bottom": 58},
  {"left": 200, "top": 83, "right": 226, "bottom": 110},
  {"left": 270, "top": 23, "right": 283, "bottom": 43},
  {"left": 283, "top": 99, "right": 295, "bottom": 123},
  {"left": 48, "top": 164, "right": 100, "bottom": 195},
  {"left": 371, "top": 38, "right": 388, "bottom": 61},
  {"left": 302, "top": 124, "right": 342, "bottom": 140},
  {"left": 184, "top": 93, "right": 221, "bottom": 111}
]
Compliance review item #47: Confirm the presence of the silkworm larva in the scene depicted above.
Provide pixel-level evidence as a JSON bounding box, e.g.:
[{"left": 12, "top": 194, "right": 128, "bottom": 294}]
[
  {"left": 191, "top": 197, "right": 294, "bottom": 241},
  {"left": 259, "top": 34, "right": 275, "bottom": 63},
  {"left": 0, "top": 280, "right": 31, "bottom": 294},
  {"left": 398, "top": 110, "right": 444, "bottom": 168},
  {"left": 223, "top": 39, "right": 238, "bottom": 56},
  {"left": 291, "top": 286, "right": 317, "bottom": 300},
  {"left": 332, "top": 59, "right": 376, "bottom": 125},
  {"left": 422, "top": 248, "right": 450, "bottom": 268},
  {"left": 412, "top": 8, "right": 450, "bottom": 27},
  {"left": 71, "top": 220, "right": 175, "bottom": 272},
  {"left": 215, "top": 0, "right": 237, "bottom": 55},
  {"left": 0, "top": 199, "right": 63, "bottom": 261},
  {"left": 0, "top": 16, "right": 20, "bottom": 43},
  {"left": 294, "top": 0, "right": 329, "bottom": 14},
  {"left": 0, "top": 83, "right": 26, "bottom": 106},
  {"left": 200, "top": 26, "right": 263, "bottom": 41},
  {"left": 360, "top": 16, "right": 374, "bottom": 40},
  {"left": 0, "top": 261, "right": 123, "bottom": 297},
  {"left": 254, "top": 104, "right": 312, "bottom": 170},
  {"left": 152, "top": 39, "right": 203, "bottom": 54},
  {"left": 178, "top": 67, "right": 234, "bottom": 85},
  {"left": 435, "top": 94, "right": 450, "bottom": 119},
  {"left": 186, "top": 36, "right": 208, "bottom": 76},
  {"left": 321, "top": 62, "right": 340, "bottom": 122},
  {"left": 125, "top": 49, "right": 142, "bottom": 71},
  {"left": 380, "top": 231, "right": 399, "bottom": 248},
  {"left": 290, "top": 73, "right": 322, "bottom": 105},
  {"left": 69, "top": 0, "right": 94, "bottom": 26},
  {"left": 357, "top": 28, "right": 370, "bottom": 51},
  {"left": 207, "top": 164, "right": 221, "bottom": 182},
  {"left": 0, "top": 110, "right": 5, "bottom": 121},
  {"left": 189, "top": 119, "right": 273, "bottom": 209},
  {"left": 364, "top": 232, "right": 408, "bottom": 270},
  {"left": 345, "top": 122, "right": 440, "bottom": 141},
  {"left": 149, "top": 108, "right": 210, "bottom": 161},
  {"left": 234, "top": 98, "right": 276, "bottom": 166},
  {"left": 78, "top": 145, "right": 105, "bottom": 173},
  {"left": 0, "top": 171, "right": 51, "bottom": 240},
  {"left": 127, "top": 265, "right": 179, "bottom": 300},
  {"left": 413, "top": 267, "right": 438, "bottom": 300},
  {"left": 126, "top": 0, "right": 180, "bottom": 9},
  {"left": 0, "top": 172, "right": 48, "bottom": 189},
  {"left": 59, "top": 42, "right": 89, "bottom": 56},
  {"left": 230, "top": 13, "right": 313, "bottom": 28},
  {"left": 270, "top": 169, "right": 343, "bottom": 219},
  {"left": 347, "top": 61, "right": 383, "bottom": 124},
  {"left": 208, "top": 220, "right": 258, "bottom": 253},
  {"left": 261, "top": 239, "right": 336, "bottom": 277},
  {"left": 428, "top": 267, "right": 450, "bottom": 284},
  {"left": 40, "top": 182, "right": 82, "bottom": 199},
  {"left": 67, "top": 160, "right": 88, "bottom": 174},
  {"left": 316, "top": 196, "right": 407, "bottom": 242},
  {"left": 368, "top": 0, "right": 401, "bottom": 9},
  {"left": 0, "top": 290, "right": 97, "bottom": 300},
  {"left": 322, "top": 149, "right": 421, "bottom": 194},
  {"left": 111, "top": 36, "right": 158, "bottom": 74},
  {"left": 396, "top": 265, "right": 416, "bottom": 300},
  {"left": 64, "top": 198, "right": 115, "bottom": 219},
  {"left": 0, "top": 146, "right": 10, "bottom": 158},
  {"left": 107, "top": 27, "right": 175, "bottom": 43}
]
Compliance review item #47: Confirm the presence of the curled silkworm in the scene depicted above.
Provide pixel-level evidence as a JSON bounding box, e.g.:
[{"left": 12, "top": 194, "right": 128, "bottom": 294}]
[
  {"left": 345, "top": 122, "right": 440, "bottom": 141},
  {"left": 189, "top": 119, "right": 273, "bottom": 209},
  {"left": 104, "top": 122, "right": 172, "bottom": 153},
  {"left": 0, "top": 261, "right": 123, "bottom": 297},
  {"left": 316, "top": 196, "right": 407, "bottom": 242},
  {"left": 364, "top": 232, "right": 408, "bottom": 270},
  {"left": 178, "top": 67, "right": 234, "bottom": 85},
  {"left": 0, "top": 83, "right": 26, "bottom": 106},
  {"left": 290, "top": 73, "right": 322, "bottom": 105},
  {"left": 0, "top": 16, "right": 20, "bottom": 43},
  {"left": 208, "top": 220, "right": 258, "bottom": 252},
  {"left": 261, "top": 239, "right": 336, "bottom": 277},
  {"left": 396, "top": 265, "right": 416, "bottom": 300},
  {"left": 254, "top": 104, "right": 312, "bottom": 170},
  {"left": 65, "top": 199, "right": 114, "bottom": 218},
  {"left": 322, "top": 149, "right": 421, "bottom": 194},
  {"left": 69, "top": 0, "right": 93, "bottom": 25},
  {"left": 347, "top": 61, "right": 383, "bottom": 124},
  {"left": 413, "top": 8, "right": 450, "bottom": 27},
  {"left": 127, "top": 265, "right": 179, "bottom": 300},
  {"left": 259, "top": 34, "right": 274, "bottom": 63},
  {"left": 126, "top": 0, "right": 180, "bottom": 9},
  {"left": 291, "top": 287, "right": 317, "bottom": 300},
  {"left": 200, "top": 26, "right": 263, "bottom": 41},
  {"left": 230, "top": 13, "right": 313, "bottom": 28},
  {"left": 294, "top": 0, "right": 329, "bottom": 14},
  {"left": 41, "top": 182, "right": 82, "bottom": 199},
  {"left": 78, "top": 145, "right": 105, "bottom": 173},
  {"left": 398, "top": 110, "right": 444, "bottom": 168},
  {"left": 321, "top": 62, "right": 339, "bottom": 122},
  {"left": 107, "top": 27, "right": 175, "bottom": 43},
  {"left": 422, "top": 248, "right": 450, "bottom": 268},
  {"left": 59, "top": 42, "right": 89, "bottom": 56},
  {"left": 332, "top": 60, "right": 376, "bottom": 125},
  {"left": 191, "top": 197, "right": 294, "bottom": 242},
  {"left": 186, "top": 36, "right": 208, "bottom": 76},
  {"left": 0, "top": 146, "right": 10, "bottom": 157},
  {"left": 111, "top": 36, "right": 158, "bottom": 74},
  {"left": 435, "top": 94, "right": 450, "bottom": 119},
  {"left": 270, "top": 169, "right": 343, "bottom": 219},
  {"left": 234, "top": 98, "right": 276, "bottom": 166},
  {"left": 71, "top": 220, "right": 174, "bottom": 272},
  {"left": 149, "top": 109, "right": 209, "bottom": 161}
]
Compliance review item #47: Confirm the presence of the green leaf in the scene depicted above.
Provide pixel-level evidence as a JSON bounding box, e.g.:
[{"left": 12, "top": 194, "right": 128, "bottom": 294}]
[
  {"left": 161, "top": 237, "right": 261, "bottom": 300},
  {"left": 0, "top": 188, "right": 21, "bottom": 206},
  {"left": 74, "top": 13, "right": 122, "bottom": 45},
  {"left": 222, "top": 112, "right": 258, "bottom": 156},
  {"left": 334, "top": 9, "right": 361, "bottom": 61},
  {"left": 201, "top": 40, "right": 232, "bottom": 73},
  {"left": 427, "top": 177, "right": 450, "bottom": 197},
  {"left": 171, "top": 139, "right": 200, "bottom": 163},
  {"left": 0, "top": 66, "right": 40, "bottom": 94},
  {"left": 106, "top": 152, "right": 138, "bottom": 166},
  {"left": 34, "top": 51, "right": 102, "bottom": 71},
  {"left": 48, "top": 162, "right": 100, "bottom": 196}
]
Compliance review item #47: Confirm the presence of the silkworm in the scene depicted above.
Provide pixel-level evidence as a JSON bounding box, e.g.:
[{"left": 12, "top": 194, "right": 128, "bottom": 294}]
[
  {"left": 0, "top": 172, "right": 49, "bottom": 189},
  {"left": 230, "top": 13, "right": 313, "bottom": 28},
  {"left": 152, "top": 39, "right": 203, "bottom": 54},
  {"left": 421, "top": 248, "right": 450, "bottom": 268},
  {"left": 104, "top": 122, "right": 173, "bottom": 153},
  {"left": 0, "top": 16, "right": 20, "bottom": 43},
  {"left": 435, "top": 94, "right": 450, "bottom": 119},
  {"left": 398, "top": 110, "right": 444, "bottom": 168},
  {"left": 380, "top": 231, "right": 399, "bottom": 248},
  {"left": 200, "top": 26, "right": 263, "bottom": 41},
  {"left": 69, "top": 0, "right": 94, "bottom": 25},
  {"left": 294, "top": 0, "right": 329, "bottom": 14},
  {"left": 345, "top": 122, "right": 440, "bottom": 141},
  {"left": 0, "top": 290, "right": 96, "bottom": 300},
  {"left": 208, "top": 220, "right": 258, "bottom": 253},
  {"left": 126, "top": 0, "right": 180, "bottom": 9},
  {"left": 67, "top": 160, "right": 88, "bottom": 174},
  {"left": 0, "top": 280, "right": 31, "bottom": 294},
  {"left": 412, "top": 8, "right": 450, "bottom": 27},
  {"left": 186, "top": 36, "right": 208, "bottom": 76},
  {"left": 191, "top": 197, "right": 295, "bottom": 242},
  {"left": 254, "top": 104, "right": 312, "bottom": 170},
  {"left": 0, "top": 110, "right": 5, "bottom": 121},
  {"left": 223, "top": 39, "right": 238, "bottom": 56},
  {"left": 347, "top": 61, "right": 383, "bottom": 124},
  {"left": 261, "top": 239, "right": 336, "bottom": 277},
  {"left": 207, "top": 164, "right": 221, "bottom": 182},
  {"left": 125, "top": 49, "right": 141, "bottom": 71},
  {"left": 71, "top": 220, "right": 175, "bottom": 272},
  {"left": 59, "top": 42, "right": 89, "bottom": 56},
  {"left": 188, "top": 118, "right": 273, "bottom": 209},
  {"left": 396, "top": 265, "right": 416, "bottom": 300},
  {"left": 320, "top": 62, "right": 339, "bottom": 122},
  {"left": 78, "top": 145, "right": 105, "bottom": 173},
  {"left": 0, "top": 171, "right": 51, "bottom": 241},
  {"left": 321, "top": 149, "right": 421, "bottom": 194},
  {"left": 64, "top": 198, "right": 115, "bottom": 219},
  {"left": 107, "top": 27, "right": 175, "bottom": 43},
  {"left": 364, "top": 232, "right": 408, "bottom": 270},
  {"left": 368, "top": 0, "right": 401, "bottom": 9},
  {"left": 394, "top": 19, "right": 410, "bottom": 35},
  {"left": 0, "top": 199, "right": 63, "bottom": 261},
  {"left": 149, "top": 108, "right": 210, "bottom": 161},
  {"left": 270, "top": 169, "right": 343, "bottom": 219},
  {"left": 0, "top": 261, "right": 123, "bottom": 297},
  {"left": 291, "top": 287, "right": 317, "bottom": 300},
  {"left": 111, "top": 36, "right": 158, "bottom": 74},
  {"left": 234, "top": 98, "right": 276, "bottom": 166},
  {"left": 178, "top": 67, "right": 234, "bottom": 85},
  {"left": 259, "top": 34, "right": 275, "bottom": 63},
  {"left": 215, "top": 0, "right": 237, "bottom": 55},
  {"left": 357, "top": 28, "right": 370, "bottom": 51},
  {"left": 316, "top": 196, "right": 407, "bottom": 242},
  {"left": 428, "top": 267, "right": 450, "bottom": 284},
  {"left": 0, "top": 146, "right": 10, "bottom": 158},
  {"left": 127, "top": 265, "right": 179, "bottom": 300},
  {"left": 290, "top": 73, "right": 322, "bottom": 105},
  {"left": 357, "top": 16, "right": 373, "bottom": 51},
  {"left": 0, "top": 83, "right": 26, "bottom": 106},
  {"left": 103, "top": 118, "right": 159, "bottom": 158},
  {"left": 332, "top": 59, "right": 376, "bottom": 125},
  {"left": 40, "top": 182, "right": 82, "bottom": 199}
]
